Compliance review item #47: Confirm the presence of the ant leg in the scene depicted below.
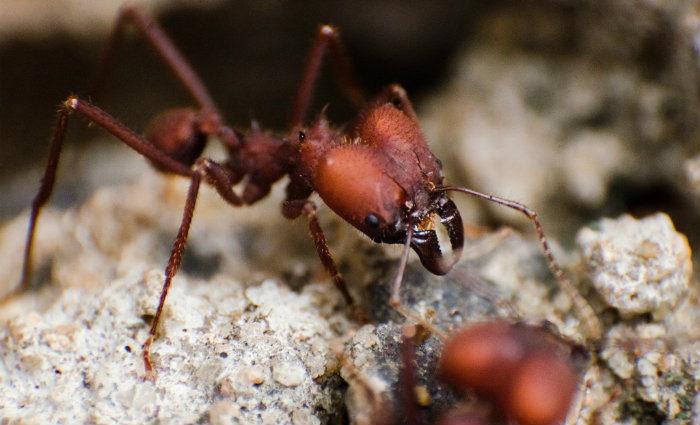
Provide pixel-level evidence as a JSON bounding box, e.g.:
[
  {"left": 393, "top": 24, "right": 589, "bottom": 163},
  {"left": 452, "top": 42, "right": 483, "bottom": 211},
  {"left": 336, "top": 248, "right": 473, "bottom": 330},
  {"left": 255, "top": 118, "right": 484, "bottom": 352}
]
[
  {"left": 91, "top": 6, "right": 219, "bottom": 115},
  {"left": 141, "top": 157, "right": 248, "bottom": 375},
  {"left": 372, "top": 84, "right": 421, "bottom": 122},
  {"left": 65, "top": 97, "right": 195, "bottom": 175},
  {"left": 399, "top": 324, "right": 420, "bottom": 425},
  {"left": 281, "top": 199, "right": 354, "bottom": 306},
  {"left": 11, "top": 96, "right": 195, "bottom": 299},
  {"left": 389, "top": 224, "right": 413, "bottom": 311},
  {"left": 389, "top": 224, "right": 448, "bottom": 340},
  {"left": 198, "top": 159, "right": 244, "bottom": 206},
  {"left": 91, "top": 6, "right": 242, "bottom": 150},
  {"left": 289, "top": 25, "right": 368, "bottom": 129},
  {"left": 11, "top": 108, "right": 70, "bottom": 296},
  {"left": 442, "top": 186, "right": 602, "bottom": 341},
  {"left": 142, "top": 162, "right": 203, "bottom": 376}
]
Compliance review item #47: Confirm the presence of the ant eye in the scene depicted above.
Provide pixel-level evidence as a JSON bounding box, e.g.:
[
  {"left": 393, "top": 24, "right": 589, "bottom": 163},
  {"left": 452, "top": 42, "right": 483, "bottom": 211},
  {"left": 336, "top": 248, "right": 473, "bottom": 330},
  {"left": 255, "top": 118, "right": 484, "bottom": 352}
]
[
  {"left": 390, "top": 97, "right": 402, "bottom": 109},
  {"left": 298, "top": 131, "right": 306, "bottom": 141},
  {"left": 365, "top": 213, "right": 380, "bottom": 228}
]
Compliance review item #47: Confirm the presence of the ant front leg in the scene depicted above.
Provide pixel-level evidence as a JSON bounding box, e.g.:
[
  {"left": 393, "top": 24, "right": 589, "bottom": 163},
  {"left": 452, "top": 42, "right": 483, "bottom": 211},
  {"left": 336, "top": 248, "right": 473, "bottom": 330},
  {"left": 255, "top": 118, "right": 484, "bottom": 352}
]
[
  {"left": 442, "top": 186, "right": 602, "bottom": 341},
  {"left": 281, "top": 199, "right": 354, "bottom": 307},
  {"left": 388, "top": 224, "right": 448, "bottom": 340}
]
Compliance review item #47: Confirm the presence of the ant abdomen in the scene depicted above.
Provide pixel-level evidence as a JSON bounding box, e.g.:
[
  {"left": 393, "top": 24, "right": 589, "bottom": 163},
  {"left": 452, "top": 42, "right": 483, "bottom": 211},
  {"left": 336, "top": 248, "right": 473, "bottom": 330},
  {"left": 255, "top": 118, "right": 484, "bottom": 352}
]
[{"left": 143, "top": 108, "right": 207, "bottom": 170}]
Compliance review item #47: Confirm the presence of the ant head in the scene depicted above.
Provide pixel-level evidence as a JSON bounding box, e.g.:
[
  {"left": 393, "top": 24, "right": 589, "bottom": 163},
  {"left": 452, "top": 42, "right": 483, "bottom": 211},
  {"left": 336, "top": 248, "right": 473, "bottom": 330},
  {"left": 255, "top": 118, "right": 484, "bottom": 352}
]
[
  {"left": 352, "top": 90, "right": 465, "bottom": 275},
  {"left": 308, "top": 93, "right": 464, "bottom": 276},
  {"left": 313, "top": 143, "right": 463, "bottom": 275},
  {"left": 314, "top": 143, "right": 408, "bottom": 240}
]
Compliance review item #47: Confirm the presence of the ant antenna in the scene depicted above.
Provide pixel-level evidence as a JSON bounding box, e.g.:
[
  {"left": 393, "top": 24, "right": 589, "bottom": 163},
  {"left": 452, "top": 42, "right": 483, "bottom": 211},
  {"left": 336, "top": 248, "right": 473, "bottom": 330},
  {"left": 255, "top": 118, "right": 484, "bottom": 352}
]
[{"left": 440, "top": 186, "right": 602, "bottom": 341}]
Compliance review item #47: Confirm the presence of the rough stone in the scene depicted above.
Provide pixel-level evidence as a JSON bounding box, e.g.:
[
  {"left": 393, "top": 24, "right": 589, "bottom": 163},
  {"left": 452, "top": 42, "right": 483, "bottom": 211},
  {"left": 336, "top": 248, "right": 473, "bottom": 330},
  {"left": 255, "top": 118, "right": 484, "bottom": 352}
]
[{"left": 576, "top": 213, "right": 692, "bottom": 318}]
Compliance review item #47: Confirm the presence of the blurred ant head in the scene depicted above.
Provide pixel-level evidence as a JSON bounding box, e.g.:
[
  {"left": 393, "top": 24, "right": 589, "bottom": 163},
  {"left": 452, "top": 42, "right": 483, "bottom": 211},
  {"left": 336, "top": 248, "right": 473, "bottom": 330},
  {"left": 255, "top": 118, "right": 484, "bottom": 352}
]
[{"left": 438, "top": 322, "right": 587, "bottom": 425}]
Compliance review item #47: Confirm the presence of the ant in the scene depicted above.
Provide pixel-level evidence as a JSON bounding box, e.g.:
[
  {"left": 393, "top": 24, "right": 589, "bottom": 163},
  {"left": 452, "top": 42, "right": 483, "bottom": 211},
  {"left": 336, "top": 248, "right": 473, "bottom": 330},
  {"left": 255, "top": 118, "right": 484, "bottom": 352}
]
[
  {"left": 13, "top": 6, "right": 600, "bottom": 375},
  {"left": 437, "top": 321, "right": 588, "bottom": 425},
  {"left": 343, "top": 322, "right": 587, "bottom": 425}
]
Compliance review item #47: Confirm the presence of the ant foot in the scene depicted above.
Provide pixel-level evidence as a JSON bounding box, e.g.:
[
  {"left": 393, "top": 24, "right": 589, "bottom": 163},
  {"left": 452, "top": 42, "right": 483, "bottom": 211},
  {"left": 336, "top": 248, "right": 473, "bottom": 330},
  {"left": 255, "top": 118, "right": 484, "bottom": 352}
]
[{"left": 141, "top": 336, "right": 156, "bottom": 381}]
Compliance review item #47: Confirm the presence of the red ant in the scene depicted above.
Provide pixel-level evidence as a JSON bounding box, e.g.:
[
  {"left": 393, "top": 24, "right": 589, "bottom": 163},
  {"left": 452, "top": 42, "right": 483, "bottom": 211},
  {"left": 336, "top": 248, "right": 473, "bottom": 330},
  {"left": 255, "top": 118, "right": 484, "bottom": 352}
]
[
  {"left": 344, "top": 322, "right": 586, "bottom": 425},
  {"left": 437, "top": 322, "right": 587, "bottom": 425},
  {"left": 14, "top": 6, "right": 600, "bottom": 375}
]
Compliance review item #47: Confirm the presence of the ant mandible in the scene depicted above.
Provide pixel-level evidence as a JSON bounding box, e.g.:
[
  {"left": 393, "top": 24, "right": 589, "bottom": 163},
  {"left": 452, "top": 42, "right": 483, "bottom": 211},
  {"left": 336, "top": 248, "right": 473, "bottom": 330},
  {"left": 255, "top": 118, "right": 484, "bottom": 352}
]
[{"left": 15, "top": 6, "right": 600, "bottom": 375}]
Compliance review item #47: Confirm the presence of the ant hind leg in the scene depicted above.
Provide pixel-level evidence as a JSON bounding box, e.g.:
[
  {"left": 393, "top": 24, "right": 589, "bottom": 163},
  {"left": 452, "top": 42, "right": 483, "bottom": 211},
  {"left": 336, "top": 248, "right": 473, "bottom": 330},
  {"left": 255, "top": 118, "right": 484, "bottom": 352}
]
[
  {"left": 91, "top": 5, "right": 219, "bottom": 114},
  {"left": 288, "top": 25, "right": 368, "bottom": 129}
]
